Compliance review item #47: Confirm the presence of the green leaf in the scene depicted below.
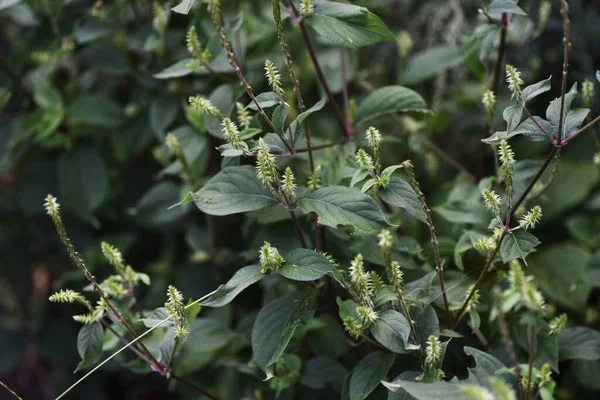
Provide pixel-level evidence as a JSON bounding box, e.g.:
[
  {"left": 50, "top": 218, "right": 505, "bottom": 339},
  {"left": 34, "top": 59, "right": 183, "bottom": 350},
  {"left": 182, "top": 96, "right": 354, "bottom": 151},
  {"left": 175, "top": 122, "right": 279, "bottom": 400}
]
[
  {"left": 503, "top": 105, "right": 522, "bottom": 134},
  {"left": 353, "top": 86, "right": 428, "bottom": 125},
  {"left": 522, "top": 76, "right": 552, "bottom": 102},
  {"left": 291, "top": 98, "right": 326, "bottom": 142},
  {"left": 349, "top": 351, "right": 395, "bottom": 400},
  {"left": 463, "top": 347, "right": 505, "bottom": 387},
  {"left": 304, "top": 2, "right": 395, "bottom": 48},
  {"left": 67, "top": 95, "right": 125, "bottom": 128},
  {"left": 171, "top": 0, "right": 195, "bottom": 14},
  {"left": 154, "top": 58, "right": 195, "bottom": 79},
  {"left": 558, "top": 327, "right": 600, "bottom": 361},
  {"left": 58, "top": 145, "right": 109, "bottom": 220},
  {"left": 75, "top": 323, "right": 104, "bottom": 372},
  {"left": 141, "top": 307, "right": 174, "bottom": 328},
  {"left": 201, "top": 264, "right": 264, "bottom": 307},
  {"left": 272, "top": 104, "right": 288, "bottom": 134},
  {"left": 378, "top": 177, "right": 427, "bottom": 223},
  {"left": 500, "top": 231, "right": 540, "bottom": 264},
  {"left": 528, "top": 244, "right": 593, "bottom": 310},
  {"left": 597, "top": 70, "right": 600, "bottom": 84},
  {"left": 401, "top": 45, "right": 463, "bottom": 85},
  {"left": 381, "top": 165, "right": 405, "bottom": 181},
  {"left": 150, "top": 97, "right": 179, "bottom": 138},
  {"left": 295, "top": 185, "right": 390, "bottom": 235},
  {"left": 350, "top": 169, "right": 369, "bottom": 188},
  {"left": 192, "top": 166, "right": 278, "bottom": 216},
  {"left": 252, "top": 292, "right": 315, "bottom": 376},
  {"left": 300, "top": 357, "right": 348, "bottom": 392},
  {"left": 483, "top": 116, "right": 552, "bottom": 144},
  {"left": 371, "top": 310, "right": 420, "bottom": 354},
  {"left": 546, "top": 83, "right": 590, "bottom": 139},
  {"left": 279, "top": 249, "right": 344, "bottom": 285},
  {"left": 80, "top": 43, "right": 130, "bottom": 75},
  {"left": 488, "top": 0, "right": 527, "bottom": 18},
  {"left": 382, "top": 380, "right": 463, "bottom": 399},
  {"left": 247, "top": 92, "right": 279, "bottom": 110}
]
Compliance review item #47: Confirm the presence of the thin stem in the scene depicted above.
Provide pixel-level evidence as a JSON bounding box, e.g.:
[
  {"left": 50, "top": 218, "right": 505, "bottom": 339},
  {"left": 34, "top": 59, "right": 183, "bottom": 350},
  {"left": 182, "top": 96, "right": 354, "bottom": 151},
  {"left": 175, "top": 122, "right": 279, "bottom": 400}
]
[
  {"left": 101, "top": 319, "right": 158, "bottom": 368},
  {"left": 422, "top": 135, "right": 477, "bottom": 183},
  {"left": 526, "top": 324, "right": 536, "bottom": 400},
  {"left": 452, "top": 147, "right": 558, "bottom": 328},
  {"left": 563, "top": 114, "right": 600, "bottom": 144},
  {"left": 170, "top": 374, "right": 221, "bottom": 400},
  {"left": 512, "top": 147, "right": 558, "bottom": 212},
  {"left": 49, "top": 213, "right": 163, "bottom": 371},
  {"left": 493, "top": 287, "right": 522, "bottom": 397},
  {"left": 479, "top": 0, "right": 501, "bottom": 25},
  {"left": 294, "top": 138, "right": 349, "bottom": 152},
  {"left": 288, "top": 2, "right": 351, "bottom": 139},
  {"left": 42, "top": 0, "right": 60, "bottom": 36},
  {"left": 490, "top": 13, "right": 508, "bottom": 97},
  {"left": 55, "top": 289, "right": 219, "bottom": 400},
  {"left": 556, "top": 1, "right": 570, "bottom": 145},
  {"left": 405, "top": 163, "right": 452, "bottom": 327},
  {"left": 212, "top": 7, "right": 293, "bottom": 153},
  {"left": 522, "top": 105, "right": 556, "bottom": 144},
  {"left": 290, "top": 210, "right": 308, "bottom": 248},
  {"left": 167, "top": 338, "right": 180, "bottom": 373},
  {"left": 0, "top": 381, "right": 22, "bottom": 400},
  {"left": 341, "top": 49, "right": 351, "bottom": 135}
]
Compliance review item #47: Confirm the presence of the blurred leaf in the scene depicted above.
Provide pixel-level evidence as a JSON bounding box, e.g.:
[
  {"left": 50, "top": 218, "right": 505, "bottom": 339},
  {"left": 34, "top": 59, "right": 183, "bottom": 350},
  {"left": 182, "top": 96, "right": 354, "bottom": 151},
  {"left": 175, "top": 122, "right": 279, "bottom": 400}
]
[
  {"left": 141, "top": 307, "right": 174, "bottom": 328},
  {"left": 382, "top": 379, "right": 463, "bottom": 399},
  {"left": 300, "top": 357, "right": 348, "bottom": 392},
  {"left": 80, "top": 43, "right": 130, "bottom": 75},
  {"left": 488, "top": 0, "right": 527, "bottom": 18},
  {"left": 558, "top": 327, "right": 600, "bottom": 361},
  {"left": 150, "top": 96, "right": 179, "bottom": 138},
  {"left": 401, "top": 45, "right": 463, "bottom": 85},
  {"left": 171, "top": 0, "right": 195, "bottom": 14},
  {"left": 349, "top": 351, "right": 395, "bottom": 400},
  {"left": 67, "top": 95, "right": 125, "bottom": 128},
  {"left": 354, "top": 86, "right": 428, "bottom": 125}
]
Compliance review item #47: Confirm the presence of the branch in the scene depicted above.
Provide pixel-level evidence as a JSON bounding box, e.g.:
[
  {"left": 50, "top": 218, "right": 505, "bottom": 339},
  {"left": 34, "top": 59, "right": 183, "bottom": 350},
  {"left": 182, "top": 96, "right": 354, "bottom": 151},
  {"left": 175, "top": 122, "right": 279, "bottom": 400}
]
[
  {"left": 452, "top": 147, "right": 559, "bottom": 328},
  {"left": 170, "top": 374, "right": 220, "bottom": 400},
  {"left": 522, "top": 105, "right": 556, "bottom": 144},
  {"left": 525, "top": 324, "right": 536, "bottom": 400},
  {"left": 288, "top": 2, "right": 351, "bottom": 140},
  {"left": 556, "top": 1, "right": 571, "bottom": 145}
]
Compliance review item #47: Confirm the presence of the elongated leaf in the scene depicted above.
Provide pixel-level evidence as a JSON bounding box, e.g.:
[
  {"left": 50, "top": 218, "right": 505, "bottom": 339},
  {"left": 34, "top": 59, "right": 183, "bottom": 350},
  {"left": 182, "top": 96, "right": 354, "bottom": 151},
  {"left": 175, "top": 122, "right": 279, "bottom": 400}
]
[
  {"left": 141, "top": 307, "right": 174, "bottom": 328},
  {"left": 483, "top": 116, "right": 552, "bottom": 144},
  {"left": 201, "top": 264, "right": 264, "bottom": 307},
  {"left": 304, "top": 2, "right": 395, "bottom": 47},
  {"left": 546, "top": 83, "right": 588, "bottom": 139},
  {"left": 279, "top": 249, "right": 343, "bottom": 284},
  {"left": 500, "top": 230, "right": 540, "bottom": 264},
  {"left": 382, "top": 380, "right": 463, "bottom": 399},
  {"left": 371, "top": 310, "right": 420, "bottom": 354},
  {"left": 463, "top": 347, "right": 506, "bottom": 387},
  {"left": 252, "top": 292, "right": 315, "bottom": 376},
  {"left": 522, "top": 76, "right": 552, "bottom": 102},
  {"left": 378, "top": 177, "right": 427, "bottom": 223},
  {"left": 353, "top": 86, "right": 427, "bottom": 124},
  {"left": 154, "top": 58, "right": 195, "bottom": 79},
  {"left": 503, "top": 105, "right": 522, "bottom": 134},
  {"left": 247, "top": 92, "right": 279, "bottom": 110},
  {"left": 488, "top": 0, "right": 527, "bottom": 18},
  {"left": 192, "top": 166, "right": 278, "bottom": 216},
  {"left": 296, "top": 185, "right": 390, "bottom": 235},
  {"left": 349, "top": 351, "right": 395, "bottom": 400},
  {"left": 558, "top": 327, "right": 600, "bottom": 361},
  {"left": 171, "top": 0, "right": 195, "bottom": 14},
  {"left": 401, "top": 45, "right": 463, "bottom": 85},
  {"left": 291, "top": 98, "right": 326, "bottom": 142},
  {"left": 75, "top": 323, "right": 104, "bottom": 372},
  {"left": 300, "top": 357, "right": 348, "bottom": 391}
]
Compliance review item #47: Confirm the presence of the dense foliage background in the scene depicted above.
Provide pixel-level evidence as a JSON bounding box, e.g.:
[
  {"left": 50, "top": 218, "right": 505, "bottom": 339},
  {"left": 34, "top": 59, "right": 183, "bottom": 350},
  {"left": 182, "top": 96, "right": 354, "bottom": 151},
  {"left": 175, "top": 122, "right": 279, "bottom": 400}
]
[{"left": 1, "top": 0, "right": 600, "bottom": 399}]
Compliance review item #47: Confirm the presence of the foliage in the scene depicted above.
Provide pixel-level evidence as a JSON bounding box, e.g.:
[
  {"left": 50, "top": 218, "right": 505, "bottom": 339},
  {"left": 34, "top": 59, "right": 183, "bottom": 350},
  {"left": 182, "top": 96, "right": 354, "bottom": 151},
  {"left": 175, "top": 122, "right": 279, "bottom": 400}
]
[{"left": 2, "top": 0, "right": 600, "bottom": 399}]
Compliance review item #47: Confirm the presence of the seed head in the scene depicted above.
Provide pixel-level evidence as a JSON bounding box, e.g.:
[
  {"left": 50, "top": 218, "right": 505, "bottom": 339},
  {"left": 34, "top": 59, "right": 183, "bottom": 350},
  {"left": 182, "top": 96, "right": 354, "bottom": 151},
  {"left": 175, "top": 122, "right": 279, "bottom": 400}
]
[
  {"left": 49, "top": 289, "right": 88, "bottom": 306},
  {"left": 259, "top": 241, "right": 285, "bottom": 273},
  {"left": 343, "top": 316, "right": 364, "bottom": 339},
  {"left": 221, "top": 117, "right": 241, "bottom": 146},
  {"left": 189, "top": 96, "right": 222, "bottom": 118},
  {"left": 582, "top": 80, "right": 595, "bottom": 108},
  {"left": 489, "top": 377, "right": 517, "bottom": 400},
  {"left": 365, "top": 126, "right": 382, "bottom": 150},
  {"left": 281, "top": 167, "right": 297, "bottom": 200},
  {"left": 482, "top": 90, "right": 496, "bottom": 115},
  {"left": 464, "top": 284, "right": 480, "bottom": 312},
  {"left": 482, "top": 189, "right": 502, "bottom": 217},
  {"left": 356, "top": 149, "right": 374, "bottom": 171},
  {"left": 44, "top": 194, "right": 60, "bottom": 218},
  {"left": 519, "top": 205, "right": 542, "bottom": 230},
  {"left": 460, "top": 385, "right": 495, "bottom": 400},
  {"left": 398, "top": 31, "right": 413, "bottom": 59},
  {"left": 101, "top": 242, "right": 125, "bottom": 272},
  {"left": 506, "top": 65, "right": 524, "bottom": 100},
  {"left": 549, "top": 313, "right": 567, "bottom": 335},
  {"left": 300, "top": 0, "right": 314, "bottom": 15},
  {"left": 236, "top": 102, "right": 252, "bottom": 129},
  {"left": 356, "top": 305, "right": 379, "bottom": 325},
  {"left": 256, "top": 138, "right": 279, "bottom": 187},
  {"left": 264, "top": 59, "right": 284, "bottom": 99},
  {"left": 378, "top": 229, "right": 392, "bottom": 252},
  {"left": 390, "top": 261, "right": 404, "bottom": 290},
  {"left": 425, "top": 335, "right": 441, "bottom": 368}
]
